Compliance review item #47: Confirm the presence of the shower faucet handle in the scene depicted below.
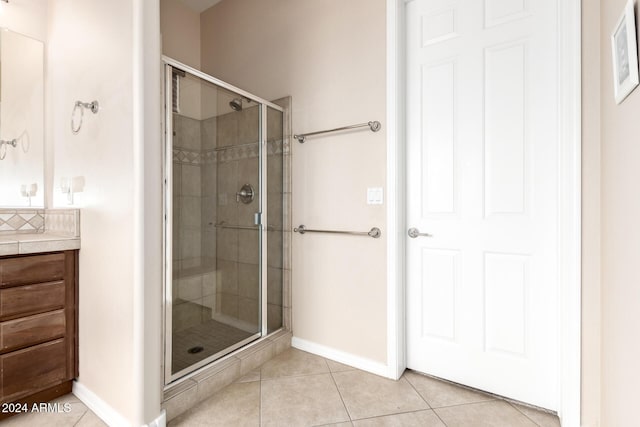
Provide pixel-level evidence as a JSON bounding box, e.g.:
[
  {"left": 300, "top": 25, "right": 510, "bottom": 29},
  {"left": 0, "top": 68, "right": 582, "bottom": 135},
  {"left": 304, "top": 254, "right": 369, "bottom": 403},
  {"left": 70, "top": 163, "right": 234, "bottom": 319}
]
[{"left": 236, "top": 183, "right": 255, "bottom": 204}]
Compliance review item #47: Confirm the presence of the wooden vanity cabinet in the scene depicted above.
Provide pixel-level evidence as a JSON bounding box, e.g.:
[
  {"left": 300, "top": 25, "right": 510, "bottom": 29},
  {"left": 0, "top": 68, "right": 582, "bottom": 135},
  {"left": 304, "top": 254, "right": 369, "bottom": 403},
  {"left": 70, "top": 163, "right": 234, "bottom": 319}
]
[{"left": 0, "top": 250, "right": 78, "bottom": 418}]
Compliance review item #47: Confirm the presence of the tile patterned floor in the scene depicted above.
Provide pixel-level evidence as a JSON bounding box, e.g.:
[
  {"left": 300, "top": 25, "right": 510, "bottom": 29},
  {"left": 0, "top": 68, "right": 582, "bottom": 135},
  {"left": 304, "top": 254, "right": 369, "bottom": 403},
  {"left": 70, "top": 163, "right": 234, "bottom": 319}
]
[
  {"left": 170, "top": 348, "right": 562, "bottom": 427},
  {"left": 0, "top": 394, "right": 106, "bottom": 427},
  {"left": 0, "top": 348, "right": 561, "bottom": 427}
]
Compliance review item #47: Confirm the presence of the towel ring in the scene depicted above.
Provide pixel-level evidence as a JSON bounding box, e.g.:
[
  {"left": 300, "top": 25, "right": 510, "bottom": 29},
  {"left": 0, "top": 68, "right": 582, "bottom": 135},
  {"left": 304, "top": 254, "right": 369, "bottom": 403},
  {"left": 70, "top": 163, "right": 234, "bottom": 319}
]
[
  {"left": 0, "top": 138, "right": 17, "bottom": 160},
  {"left": 71, "top": 100, "right": 99, "bottom": 135}
]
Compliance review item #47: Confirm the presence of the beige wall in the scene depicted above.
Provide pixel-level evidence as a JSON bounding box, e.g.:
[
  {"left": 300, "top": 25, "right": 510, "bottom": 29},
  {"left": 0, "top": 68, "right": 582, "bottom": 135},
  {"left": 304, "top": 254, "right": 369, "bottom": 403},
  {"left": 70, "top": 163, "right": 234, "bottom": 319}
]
[
  {"left": 47, "top": 0, "right": 152, "bottom": 424},
  {"left": 47, "top": 1, "right": 162, "bottom": 424},
  {"left": 581, "top": 0, "right": 602, "bottom": 426},
  {"left": 599, "top": 0, "right": 640, "bottom": 426},
  {"left": 160, "top": 0, "right": 201, "bottom": 69},
  {"left": 200, "top": 0, "right": 388, "bottom": 363},
  {"left": 140, "top": 0, "right": 163, "bottom": 423}
]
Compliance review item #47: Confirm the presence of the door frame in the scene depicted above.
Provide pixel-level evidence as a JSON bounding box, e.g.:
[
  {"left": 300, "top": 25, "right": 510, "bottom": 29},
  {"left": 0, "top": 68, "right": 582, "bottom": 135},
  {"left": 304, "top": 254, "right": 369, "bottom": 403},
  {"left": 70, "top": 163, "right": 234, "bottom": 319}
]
[{"left": 385, "top": 0, "right": 582, "bottom": 424}]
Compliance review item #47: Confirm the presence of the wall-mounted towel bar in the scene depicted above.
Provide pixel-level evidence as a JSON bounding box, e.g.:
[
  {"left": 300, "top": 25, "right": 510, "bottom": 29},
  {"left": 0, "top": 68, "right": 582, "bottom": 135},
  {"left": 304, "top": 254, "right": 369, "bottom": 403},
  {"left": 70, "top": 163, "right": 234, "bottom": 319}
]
[
  {"left": 294, "top": 120, "right": 381, "bottom": 143},
  {"left": 293, "top": 224, "right": 381, "bottom": 239}
]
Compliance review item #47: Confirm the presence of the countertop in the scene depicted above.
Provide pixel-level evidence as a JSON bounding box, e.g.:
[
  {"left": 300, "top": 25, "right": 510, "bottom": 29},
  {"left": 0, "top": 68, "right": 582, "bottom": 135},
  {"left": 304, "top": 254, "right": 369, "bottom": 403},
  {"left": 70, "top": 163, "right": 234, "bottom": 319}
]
[{"left": 0, "top": 233, "right": 81, "bottom": 256}]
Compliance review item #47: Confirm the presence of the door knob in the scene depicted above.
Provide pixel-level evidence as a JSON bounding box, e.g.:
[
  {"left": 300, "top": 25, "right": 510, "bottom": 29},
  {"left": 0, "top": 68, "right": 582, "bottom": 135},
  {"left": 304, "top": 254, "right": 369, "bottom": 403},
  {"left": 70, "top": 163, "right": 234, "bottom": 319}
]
[{"left": 408, "top": 227, "right": 432, "bottom": 238}]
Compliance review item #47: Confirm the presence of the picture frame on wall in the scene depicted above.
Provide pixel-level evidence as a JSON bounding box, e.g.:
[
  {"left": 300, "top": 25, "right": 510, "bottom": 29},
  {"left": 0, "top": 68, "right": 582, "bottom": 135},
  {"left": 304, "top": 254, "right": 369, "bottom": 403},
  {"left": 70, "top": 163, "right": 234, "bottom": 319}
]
[{"left": 611, "top": 0, "right": 639, "bottom": 104}]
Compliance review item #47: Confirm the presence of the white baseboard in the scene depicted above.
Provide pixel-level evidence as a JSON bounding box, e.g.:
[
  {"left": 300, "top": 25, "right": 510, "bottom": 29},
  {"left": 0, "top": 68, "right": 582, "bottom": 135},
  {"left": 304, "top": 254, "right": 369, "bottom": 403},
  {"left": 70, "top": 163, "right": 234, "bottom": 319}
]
[
  {"left": 73, "top": 381, "right": 166, "bottom": 427},
  {"left": 72, "top": 381, "right": 130, "bottom": 427},
  {"left": 292, "top": 336, "right": 392, "bottom": 379},
  {"left": 144, "top": 410, "right": 166, "bottom": 427}
]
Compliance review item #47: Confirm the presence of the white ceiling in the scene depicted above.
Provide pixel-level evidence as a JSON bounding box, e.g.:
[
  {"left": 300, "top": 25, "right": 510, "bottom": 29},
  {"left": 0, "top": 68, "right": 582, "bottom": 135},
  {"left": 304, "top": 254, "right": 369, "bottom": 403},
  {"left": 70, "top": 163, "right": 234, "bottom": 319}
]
[{"left": 177, "top": 0, "right": 223, "bottom": 13}]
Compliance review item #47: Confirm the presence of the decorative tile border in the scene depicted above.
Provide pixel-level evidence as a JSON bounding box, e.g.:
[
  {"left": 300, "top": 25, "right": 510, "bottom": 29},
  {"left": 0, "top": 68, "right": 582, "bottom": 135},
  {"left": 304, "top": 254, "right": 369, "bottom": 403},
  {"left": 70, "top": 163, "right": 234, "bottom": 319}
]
[
  {"left": 215, "top": 143, "right": 257, "bottom": 163},
  {"left": 0, "top": 209, "right": 45, "bottom": 234},
  {"left": 173, "top": 147, "right": 206, "bottom": 166},
  {"left": 173, "top": 140, "right": 284, "bottom": 166},
  {"left": 0, "top": 208, "right": 80, "bottom": 237}
]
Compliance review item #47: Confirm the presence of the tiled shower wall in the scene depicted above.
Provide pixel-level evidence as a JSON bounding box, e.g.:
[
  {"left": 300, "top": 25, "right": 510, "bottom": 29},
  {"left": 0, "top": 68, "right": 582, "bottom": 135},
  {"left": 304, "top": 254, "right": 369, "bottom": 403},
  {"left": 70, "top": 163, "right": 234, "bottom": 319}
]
[
  {"left": 173, "top": 113, "right": 217, "bottom": 331},
  {"left": 214, "top": 104, "right": 261, "bottom": 330},
  {"left": 276, "top": 97, "right": 293, "bottom": 332},
  {"left": 172, "top": 96, "right": 291, "bottom": 333},
  {"left": 213, "top": 103, "right": 288, "bottom": 333}
]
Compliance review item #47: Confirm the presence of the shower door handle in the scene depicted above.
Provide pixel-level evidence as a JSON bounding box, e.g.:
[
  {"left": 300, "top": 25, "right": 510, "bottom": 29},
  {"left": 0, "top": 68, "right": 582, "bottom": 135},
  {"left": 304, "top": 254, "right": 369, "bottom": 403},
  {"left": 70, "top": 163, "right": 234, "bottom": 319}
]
[{"left": 408, "top": 227, "right": 432, "bottom": 238}]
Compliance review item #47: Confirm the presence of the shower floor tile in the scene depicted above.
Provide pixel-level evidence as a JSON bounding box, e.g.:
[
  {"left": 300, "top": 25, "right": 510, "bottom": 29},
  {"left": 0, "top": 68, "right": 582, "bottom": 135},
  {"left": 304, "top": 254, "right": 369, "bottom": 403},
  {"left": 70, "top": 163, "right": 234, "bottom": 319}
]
[{"left": 172, "top": 318, "right": 256, "bottom": 373}]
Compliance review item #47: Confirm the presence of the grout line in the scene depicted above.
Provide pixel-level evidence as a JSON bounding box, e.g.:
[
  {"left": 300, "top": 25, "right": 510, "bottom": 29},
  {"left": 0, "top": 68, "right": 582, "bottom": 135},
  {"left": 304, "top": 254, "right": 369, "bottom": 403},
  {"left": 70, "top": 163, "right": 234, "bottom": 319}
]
[
  {"left": 401, "top": 376, "right": 451, "bottom": 427},
  {"left": 506, "top": 401, "right": 544, "bottom": 427},
  {"left": 260, "top": 369, "right": 338, "bottom": 382},
  {"left": 72, "top": 409, "right": 89, "bottom": 427},
  {"left": 328, "top": 367, "right": 353, "bottom": 422},
  {"left": 403, "top": 374, "right": 433, "bottom": 409},
  {"left": 430, "top": 407, "right": 451, "bottom": 427},
  {"left": 349, "top": 407, "right": 448, "bottom": 424}
]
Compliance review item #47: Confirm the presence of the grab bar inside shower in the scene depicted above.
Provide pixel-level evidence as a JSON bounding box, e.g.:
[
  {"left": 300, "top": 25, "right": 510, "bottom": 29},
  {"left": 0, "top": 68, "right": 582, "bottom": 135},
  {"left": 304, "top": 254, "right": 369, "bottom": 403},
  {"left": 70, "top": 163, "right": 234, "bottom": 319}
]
[
  {"left": 213, "top": 222, "right": 275, "bottom": 231},
  {"left": 293, "top": 224, "right": 381, "bottom": 239},
  {"left": 294, "top": 120, "right": 381, "bottom": 143}
]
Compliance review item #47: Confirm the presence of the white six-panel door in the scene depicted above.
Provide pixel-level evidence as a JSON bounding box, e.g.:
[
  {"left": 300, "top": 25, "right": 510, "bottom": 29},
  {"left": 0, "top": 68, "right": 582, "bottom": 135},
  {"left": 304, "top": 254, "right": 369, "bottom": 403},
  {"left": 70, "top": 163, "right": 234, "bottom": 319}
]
[{"left": 406, "top": 0, "right": 560, "bottom": 410}]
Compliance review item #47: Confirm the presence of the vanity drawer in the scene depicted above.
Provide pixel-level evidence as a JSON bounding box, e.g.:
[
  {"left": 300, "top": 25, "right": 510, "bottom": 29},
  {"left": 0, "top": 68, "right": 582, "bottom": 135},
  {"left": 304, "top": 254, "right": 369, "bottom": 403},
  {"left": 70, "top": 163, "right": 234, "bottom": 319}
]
[
  {"left": 0, "top": 253, "right": 65, "bottom": 287},
  {"left": 0, "top": 310, "right": 65, "bottom": 353},
  {"left": 0, "top": 339, "right": 67, "bottom": 403},
  {"left": 0, "top": 281, "right": 65, "bottom": 320}
]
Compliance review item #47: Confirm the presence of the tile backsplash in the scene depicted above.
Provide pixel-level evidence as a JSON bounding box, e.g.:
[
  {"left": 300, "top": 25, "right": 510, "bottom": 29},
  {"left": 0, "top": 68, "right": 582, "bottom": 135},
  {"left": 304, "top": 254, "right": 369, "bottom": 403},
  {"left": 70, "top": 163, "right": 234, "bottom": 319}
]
[
  {"left": 45, "top": 209, "right": 81, "bottom": 237},
  {"left": 0, "top": 209, "right": 45, "bottom": 233},
  {"left": 0, "top": 208, "right": 80, "bottom": 236}
]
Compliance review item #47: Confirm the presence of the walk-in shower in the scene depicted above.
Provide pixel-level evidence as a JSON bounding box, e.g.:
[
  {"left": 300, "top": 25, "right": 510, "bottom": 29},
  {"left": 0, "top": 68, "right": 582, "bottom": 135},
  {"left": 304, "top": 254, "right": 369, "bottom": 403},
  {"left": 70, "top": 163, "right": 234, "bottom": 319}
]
[{"left": 163, "top": 58, "right": 287, "bottom": 383}]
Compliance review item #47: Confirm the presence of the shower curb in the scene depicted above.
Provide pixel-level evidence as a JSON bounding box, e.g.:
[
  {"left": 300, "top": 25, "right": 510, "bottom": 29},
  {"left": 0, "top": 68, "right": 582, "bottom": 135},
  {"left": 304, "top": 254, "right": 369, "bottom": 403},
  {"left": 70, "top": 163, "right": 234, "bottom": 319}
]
[{"left": 162, "top": 330, "right": 292, "bottom": 421}]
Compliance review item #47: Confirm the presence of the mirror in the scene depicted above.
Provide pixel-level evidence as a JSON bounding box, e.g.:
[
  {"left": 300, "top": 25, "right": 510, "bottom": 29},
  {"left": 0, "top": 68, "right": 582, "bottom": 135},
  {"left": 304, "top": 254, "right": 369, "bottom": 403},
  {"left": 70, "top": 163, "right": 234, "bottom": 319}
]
[{"left": 0, "top": 28, "right": 44, "bottom": 207}]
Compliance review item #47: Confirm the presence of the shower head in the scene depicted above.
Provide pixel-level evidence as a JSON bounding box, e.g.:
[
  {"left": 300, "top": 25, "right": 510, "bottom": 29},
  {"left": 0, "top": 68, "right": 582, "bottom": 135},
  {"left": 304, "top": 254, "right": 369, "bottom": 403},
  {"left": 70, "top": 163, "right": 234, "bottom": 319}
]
[{"left": 229, "top": 98, "right": 243, "bottom": 111}]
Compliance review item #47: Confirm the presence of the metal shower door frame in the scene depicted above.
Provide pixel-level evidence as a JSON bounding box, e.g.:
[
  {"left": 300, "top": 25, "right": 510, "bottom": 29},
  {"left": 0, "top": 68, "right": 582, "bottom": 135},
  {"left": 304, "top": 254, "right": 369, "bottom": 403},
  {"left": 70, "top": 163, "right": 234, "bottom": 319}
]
[{"left": 162, "top": 57, "right": 282, "bottom": 386}]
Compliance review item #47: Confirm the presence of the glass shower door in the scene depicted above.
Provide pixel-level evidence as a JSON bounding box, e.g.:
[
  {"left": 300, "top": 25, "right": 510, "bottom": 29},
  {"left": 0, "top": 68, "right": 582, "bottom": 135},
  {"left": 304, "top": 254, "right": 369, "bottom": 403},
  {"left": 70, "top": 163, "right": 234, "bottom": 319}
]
[{"left": 166, "top": 65, "right": 262, "bottom": 379}]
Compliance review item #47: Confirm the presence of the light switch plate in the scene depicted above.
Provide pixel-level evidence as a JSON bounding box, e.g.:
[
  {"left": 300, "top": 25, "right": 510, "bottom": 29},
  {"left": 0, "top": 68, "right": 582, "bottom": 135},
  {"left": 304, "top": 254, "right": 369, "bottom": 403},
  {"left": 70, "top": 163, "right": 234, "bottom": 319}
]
[{"left": 367, "top": 187, "right": 383, "bottom": 205}]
